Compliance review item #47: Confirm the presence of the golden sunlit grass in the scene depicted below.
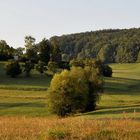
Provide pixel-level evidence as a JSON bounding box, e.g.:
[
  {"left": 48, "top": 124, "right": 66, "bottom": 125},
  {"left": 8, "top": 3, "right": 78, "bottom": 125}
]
[{"left": 0, "top": 117, "right": 140, "bottom": 140}]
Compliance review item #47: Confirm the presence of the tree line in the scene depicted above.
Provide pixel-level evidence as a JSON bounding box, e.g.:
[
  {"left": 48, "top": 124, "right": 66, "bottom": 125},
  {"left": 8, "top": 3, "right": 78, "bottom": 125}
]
[
  {"left": 50, "top": 28, "right": 140, "bottom": 63},
  {"left": 0, "top": 36, "right": 61, "bottom": 64},
  {"left": 1, "top": 28, "right": 140, "bottom": 63},
  {"left": 4, "top": 36, "right": 62, "bottom": 77}
]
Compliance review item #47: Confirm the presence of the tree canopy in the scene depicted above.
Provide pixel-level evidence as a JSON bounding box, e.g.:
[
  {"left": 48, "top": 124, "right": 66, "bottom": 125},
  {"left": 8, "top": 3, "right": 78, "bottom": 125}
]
[{"left": 50, "top": 28, "right": 140, "bottom": 63}]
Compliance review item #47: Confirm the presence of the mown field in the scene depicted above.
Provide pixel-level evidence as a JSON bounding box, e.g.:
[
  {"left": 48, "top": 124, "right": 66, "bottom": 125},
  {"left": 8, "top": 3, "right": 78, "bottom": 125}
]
[
  {"left": 0, "top": 62, "right": 140, "bottom": 118},
  {"left": 85, "top": 63, "right": 140, "bottom": 119},
  {"left": 0, "top": 62, "right": 140, "bottom": 139},
  {"left": 0, "top": 62, "right": 51, "bottom": 116}
]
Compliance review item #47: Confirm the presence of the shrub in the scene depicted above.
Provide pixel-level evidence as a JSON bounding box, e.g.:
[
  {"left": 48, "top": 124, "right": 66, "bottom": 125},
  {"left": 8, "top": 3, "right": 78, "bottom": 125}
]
[
  {"left": 23, "top": 61, "right": 34, "bottom": 77},
  {"left": 70, "top": 58, "right": 105, "bottom": 76},
  {"left": 47, "top": 67, "right": 103, "bottom": 116},
  {"left": 84, "top": 59, "right": 113, "bottom": 77},
  {"left": 84, "top": 59, "right": 104, "bottom": 76},
  {"left": 71, "top": 58, "right": 113, "bottom": 77},
  {"left": 5, "top": 60, "right": 22, "bottom": 78}
]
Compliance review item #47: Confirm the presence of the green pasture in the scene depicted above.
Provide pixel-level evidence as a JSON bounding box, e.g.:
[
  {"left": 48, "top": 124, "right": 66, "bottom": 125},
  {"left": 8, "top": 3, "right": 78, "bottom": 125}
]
[
  {"left": 0, "top": 62, "right": 140, "bottom": 119},
  {"left": 0, "top": 62, "right": 51, "bottom": 90},
  {"left": 84, "top": 63, "right": 140, "bottom": 119}
]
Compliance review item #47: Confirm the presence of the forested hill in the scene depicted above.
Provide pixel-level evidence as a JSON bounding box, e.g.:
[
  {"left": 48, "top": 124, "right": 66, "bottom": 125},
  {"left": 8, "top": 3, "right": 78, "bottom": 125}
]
[{"left": 50, "top": 28, "right": 140, "bottom": 63}]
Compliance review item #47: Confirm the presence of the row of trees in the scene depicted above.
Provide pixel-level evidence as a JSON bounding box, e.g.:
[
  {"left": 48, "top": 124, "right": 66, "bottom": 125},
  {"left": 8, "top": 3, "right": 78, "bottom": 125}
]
[
  {"left": 23, "top": 36, "right": 61, "bottom": 65},
  {"left": 5, "top": 57, "right": 112, "bottom": 78},
  {"left": 4, "top": 36, "right": 63, "bottom": 77},
  {"left": 2, "top": 28, "right": 140, "bottom": 64},
  {"left": 3, "top": 34, "right": 113, "bottom": 79},
  {"left": 0, "top": 36, "right": 61, "bottom": 65},
  {"left": 50, "top": 28, "right": 140, "bottom": 63}
]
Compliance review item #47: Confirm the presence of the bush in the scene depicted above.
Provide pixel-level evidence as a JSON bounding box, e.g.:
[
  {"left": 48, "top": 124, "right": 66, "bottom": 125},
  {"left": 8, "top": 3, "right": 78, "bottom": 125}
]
[
  {"left": 5, "top": 60, "right": 22, "bottom": 78},
  {"left": 23, "top": 61, "right": 34, "bottom": 77},
  {"left": 70, "top": 58, "right": 113, "bottom": 77},
  {"left": 84, "top": 59, "right": 104, "bottom": 76},
  {"left": 47, "top": 67, "right": 103, "bottom": 116}
]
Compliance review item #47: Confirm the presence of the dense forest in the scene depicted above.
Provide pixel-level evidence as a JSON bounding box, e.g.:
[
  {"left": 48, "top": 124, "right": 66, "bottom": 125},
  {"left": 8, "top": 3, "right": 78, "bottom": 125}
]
[{"left": 50, "top": 28, "right": 140, "bottom": 63}]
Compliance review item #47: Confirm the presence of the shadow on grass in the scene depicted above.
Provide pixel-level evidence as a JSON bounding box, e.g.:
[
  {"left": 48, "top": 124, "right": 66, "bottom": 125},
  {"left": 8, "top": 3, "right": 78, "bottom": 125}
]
[
  {"left": 0, "top": 75, "right": 52, "bottom": 88},
  {"left": 83, "top": 76, "right": 140, "bottom": 118},
  {"left": 0, "top": 62, "right": 52, "bottom": 89},
  {"left": 83, "top": 107, "right": 140, "bottom": 116},
  {"left": 98, "top": 104, "right": 140, "bottom": 110},
  {"left": 105, "top": 77, "right": 140, "bottom": 95},
  {"left": 0, "top": 102, "right": 46, "bottom": 110}
]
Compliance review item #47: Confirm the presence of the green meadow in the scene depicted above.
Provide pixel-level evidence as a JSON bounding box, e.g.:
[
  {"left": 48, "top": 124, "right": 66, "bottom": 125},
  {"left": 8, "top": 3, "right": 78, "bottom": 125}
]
[
  {"left": 87, "top": 63, "right": 140, "bottom": 119},
  {"left": 0, "top": 62, "right": 140, "bottom": 119}
]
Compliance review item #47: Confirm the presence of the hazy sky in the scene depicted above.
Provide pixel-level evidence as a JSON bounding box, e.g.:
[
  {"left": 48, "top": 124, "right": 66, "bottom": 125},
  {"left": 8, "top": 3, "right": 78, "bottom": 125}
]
[{"left": 0, "top": 0, "right": 140, "bottom": 48}]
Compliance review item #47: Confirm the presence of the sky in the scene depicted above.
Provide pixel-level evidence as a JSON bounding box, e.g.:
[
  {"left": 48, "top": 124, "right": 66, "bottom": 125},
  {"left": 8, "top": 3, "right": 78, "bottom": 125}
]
[{"left": 0, "top": 0, "right": 140, "bottom": 48}]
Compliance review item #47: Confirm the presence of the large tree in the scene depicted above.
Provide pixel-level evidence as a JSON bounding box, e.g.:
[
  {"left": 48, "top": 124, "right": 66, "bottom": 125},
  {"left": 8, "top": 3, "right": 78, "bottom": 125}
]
[
  {"left": 37, "top": 38, "right": 50, "bottom": 64},
  {"left": 5, "top": 60, "right": 22, "bottom": 78},
  {"left": 24, "top": 36, "right": 37, "bottom": 62},
  {"left": 25, "top": 36, "right": 36, "bottom": 49},
  {"left": 50, "top": 38, "right": 62, "bottom": 64},
  {"left": 0, "top": 40, "right": 15, "bottom": 60}
]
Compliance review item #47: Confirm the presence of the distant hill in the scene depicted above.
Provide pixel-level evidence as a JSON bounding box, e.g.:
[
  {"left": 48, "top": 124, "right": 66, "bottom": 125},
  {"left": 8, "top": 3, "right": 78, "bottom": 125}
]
[{"left": 50, "top": 28, "right": 140, "bottom": 63}]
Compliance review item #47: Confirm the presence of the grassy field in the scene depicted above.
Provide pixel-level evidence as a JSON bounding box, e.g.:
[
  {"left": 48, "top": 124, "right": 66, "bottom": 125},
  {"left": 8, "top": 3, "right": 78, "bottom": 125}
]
[
  {"left": 0, "top": 62, "right": 140, "bottom": 118},
  {"left": 0, "top": 62, "right": 51, "bottom": 90},
  {"left": 86, "top": 63, "right": 140, "bottom": 119},
  {"left": 0, "top": 62, "right": 52, "bottom": 116},
  {"left": 0, "top": 62, "right": 140, "bottom": 139}
]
